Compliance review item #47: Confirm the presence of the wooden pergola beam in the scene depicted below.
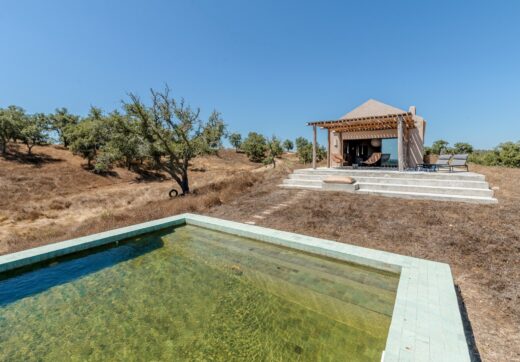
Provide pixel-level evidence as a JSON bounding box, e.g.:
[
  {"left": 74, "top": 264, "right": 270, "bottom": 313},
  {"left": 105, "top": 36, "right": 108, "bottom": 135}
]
[{"left": 308, "top": 112, "right": 415, "bottom": 133}]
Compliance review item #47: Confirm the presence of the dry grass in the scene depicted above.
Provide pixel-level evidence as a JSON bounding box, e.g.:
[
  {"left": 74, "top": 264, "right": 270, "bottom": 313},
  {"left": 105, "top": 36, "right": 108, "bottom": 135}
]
[
  {"left": 208, "top": 164, "right": 520, "bottom": 362},
  {"left": 0, "top": 144, "right": 263, "bottom": 254},
  {"left": 3, "top": 144, "right": 518, "bottom": 361}
]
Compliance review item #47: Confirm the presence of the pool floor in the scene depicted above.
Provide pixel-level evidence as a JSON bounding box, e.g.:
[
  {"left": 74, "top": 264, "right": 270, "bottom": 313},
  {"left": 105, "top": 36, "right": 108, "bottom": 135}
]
[{"left": 0, "top": 225, "right": 399, "bottom": 361}]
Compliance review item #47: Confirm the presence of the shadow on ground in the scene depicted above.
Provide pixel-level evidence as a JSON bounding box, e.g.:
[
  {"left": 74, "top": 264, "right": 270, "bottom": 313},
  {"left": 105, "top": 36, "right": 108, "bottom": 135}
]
[{"left": 456, "top": 285, "right": 482, "bottom": 362}]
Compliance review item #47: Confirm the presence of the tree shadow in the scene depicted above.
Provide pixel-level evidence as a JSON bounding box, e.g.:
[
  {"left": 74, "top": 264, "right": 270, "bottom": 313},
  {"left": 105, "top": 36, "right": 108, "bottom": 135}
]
[
  {"left": 456, "top": 284, "right": 482, "bottom": 362},
  {"left": 132, "top": 168, "right": 168, "bottom": 183},
  {"left": 1, "top": 149, "right": 63, "bottom": 167},
  {"left": 79, "top": 163, "right": 120, "bottom": 178}
]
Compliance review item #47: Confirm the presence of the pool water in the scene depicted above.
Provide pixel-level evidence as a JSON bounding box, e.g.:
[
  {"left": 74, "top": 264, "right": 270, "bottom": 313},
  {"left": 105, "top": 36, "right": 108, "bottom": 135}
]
[{"left": 0, "top": 225, "right": 399, "bottom": 361}]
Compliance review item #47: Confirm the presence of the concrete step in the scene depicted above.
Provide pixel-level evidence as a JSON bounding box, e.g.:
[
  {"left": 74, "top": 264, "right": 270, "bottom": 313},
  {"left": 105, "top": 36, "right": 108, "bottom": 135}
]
[
  {"left": 289, "top": 174, "right": 490, "bottom": 189},
  {"left": 293, "top": 168, "right": 486, "bottom": 181},
  {"left": 356, "top": 189, "right": 498, "bottom": 204},
  {"left": 279, "top": 184, "right": 322, "bottom": 190},
  {"left": 282, "top": 179, "right": 323, "bottom": 187},
  {"left": 357, "top": 182, "right": 494, "bottom": 197}
]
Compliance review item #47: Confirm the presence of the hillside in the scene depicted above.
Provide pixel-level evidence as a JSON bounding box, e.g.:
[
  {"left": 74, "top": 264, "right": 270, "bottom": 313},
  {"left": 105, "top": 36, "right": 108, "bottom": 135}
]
[{"left": 0, "top": 144, "right": 268, "bottom": 254}]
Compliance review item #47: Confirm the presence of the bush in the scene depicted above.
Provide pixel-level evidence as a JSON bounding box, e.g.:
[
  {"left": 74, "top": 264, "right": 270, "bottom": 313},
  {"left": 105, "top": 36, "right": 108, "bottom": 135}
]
[
  {"left": 263, "top": 136, "right": 284, "bottom": 167},
  {"left": 295, "top": 137, "right": 326, "bottom": 164},
  {"left": 282, "top": 139, "right": 294, "bottom": 152},
  {"left": 468, "top": 141, "right": 520, "bottom": 167},
  {"left": 496, "top": 141, "right": 520, "bottom": 167},
  {"left": 242, "top": 132, "right": 267, "bottom": 162},
  {"left": 430, "top": 140, "right": 449, "bottom": 155},
  {"left": 228, "top": 132, "right": 242, "bottom": 152},
  {"left": 452, "top": 142, "right": 473, "bottom": 154}
]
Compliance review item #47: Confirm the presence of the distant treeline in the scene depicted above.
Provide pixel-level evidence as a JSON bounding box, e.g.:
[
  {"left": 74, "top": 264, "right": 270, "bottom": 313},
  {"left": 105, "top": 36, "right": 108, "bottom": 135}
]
[
  {"left": 0, "top": 86, "right": 324, "bottom": 192},
  {"left": 228, "top": 132, "right": 326, "bottom": 166},
  {"left": 425, "top": 140, "right": 520, "bottom": 168}
]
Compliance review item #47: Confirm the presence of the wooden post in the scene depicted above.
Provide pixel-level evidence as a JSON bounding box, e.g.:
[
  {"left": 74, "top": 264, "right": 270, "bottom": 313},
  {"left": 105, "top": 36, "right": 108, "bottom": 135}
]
[
  {"left": 312, "top": 125, "right": 317, "bottom": 169},
  {"left": 327, "top": 130, "right": 331, "bottom": 168},
  {"left": 397, "top": 115, "right": 405, "bottom": 171}
]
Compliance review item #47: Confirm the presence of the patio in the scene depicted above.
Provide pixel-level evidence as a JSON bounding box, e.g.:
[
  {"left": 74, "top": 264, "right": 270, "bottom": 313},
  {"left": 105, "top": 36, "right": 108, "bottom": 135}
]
[{"left": 281, "top": 167, "right": 497, "bottom": 204}]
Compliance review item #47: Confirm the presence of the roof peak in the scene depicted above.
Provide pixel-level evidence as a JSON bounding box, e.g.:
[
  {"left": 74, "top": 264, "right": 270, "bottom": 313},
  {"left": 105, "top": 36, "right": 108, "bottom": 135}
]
[{"left": 341, "top": 99, "right": 407, "bottom": 119}]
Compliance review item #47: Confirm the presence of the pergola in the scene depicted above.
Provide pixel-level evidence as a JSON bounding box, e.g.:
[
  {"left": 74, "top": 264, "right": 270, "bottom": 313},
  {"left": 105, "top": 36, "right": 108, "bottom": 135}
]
[{"left": 307, "top": 112, "right": 415, "bottom": 171}]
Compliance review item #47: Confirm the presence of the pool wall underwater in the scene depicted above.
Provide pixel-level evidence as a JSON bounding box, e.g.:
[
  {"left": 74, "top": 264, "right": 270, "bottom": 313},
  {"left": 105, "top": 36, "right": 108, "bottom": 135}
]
[{"left": 0, "top": 213, "right": 470, "bottom": 362}]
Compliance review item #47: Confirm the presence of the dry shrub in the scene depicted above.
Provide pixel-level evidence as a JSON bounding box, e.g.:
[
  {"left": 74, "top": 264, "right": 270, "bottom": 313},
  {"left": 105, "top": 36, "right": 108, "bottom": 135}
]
[
  {"left": 2, "top": 170, "right": 264, "bottom": 255},
  {"left": 201, "top": 193, "right": 222, "bottom": 208},
  {"left": 49, "top": 199, "right": 72, "bottom": 210},
  {"left": 13, "top": 208, "right": 43, "bottom": 222}
]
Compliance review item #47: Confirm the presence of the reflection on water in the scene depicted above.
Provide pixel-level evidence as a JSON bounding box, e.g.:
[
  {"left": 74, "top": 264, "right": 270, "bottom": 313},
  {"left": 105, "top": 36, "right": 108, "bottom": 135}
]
[{"left": 0, "top": 225, "right": 399, "bottom": 361}]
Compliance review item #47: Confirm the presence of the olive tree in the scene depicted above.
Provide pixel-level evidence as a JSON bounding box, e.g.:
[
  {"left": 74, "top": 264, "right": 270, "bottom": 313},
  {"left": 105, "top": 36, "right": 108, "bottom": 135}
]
[
  {"left": 50, "top": 107, "right": 79, "bottom": 147},
  {"left": 0, "top": 106, "right": 25, "bottom": 154},
  {"left": 430, "top": 140, "right": 450, "bottom": 155},
  {"left": 283, "top": 139, "right": 294, "bottom": 152},
  {"left": 125, "top": 86, "right": 226, "bottom": 195},
  {"left": 20, "top": 113, "right": 49, "bottom": 154},
  {"left": 263, "top": 135, "right": 283, "bottom": 167},
  {"left": 295, "top": 136, "right": 326, "bottom": 164},
  {"left": 241, "top": 132, "right": 267, "bottom": 162},
  {"left": 68, "top": 107, "right": 109, "bottom": 168},
  {"left": 228, "top": 132, "right": 242, "bottom": 152},
  {"left": 100, "top": 111, "right": 147, "bottom": 170},
  {"left": 453, "top": 142, "right": 473, "bottom": 154}
]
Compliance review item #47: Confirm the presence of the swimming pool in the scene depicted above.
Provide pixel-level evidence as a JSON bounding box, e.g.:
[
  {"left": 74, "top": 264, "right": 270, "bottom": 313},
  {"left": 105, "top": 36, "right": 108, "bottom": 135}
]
[{"left": 0, "top": 214, "right": 470, "bottom": 361}]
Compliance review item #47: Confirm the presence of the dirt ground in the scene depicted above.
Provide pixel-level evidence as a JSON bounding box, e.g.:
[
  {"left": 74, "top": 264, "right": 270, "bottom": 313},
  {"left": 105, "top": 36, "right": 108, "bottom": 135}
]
[
  {"left": 1, "top": 145, "right": 519, "bottom": 361},
  {"left": 207, "top": 164, "right": 520, "bottom": 362}
]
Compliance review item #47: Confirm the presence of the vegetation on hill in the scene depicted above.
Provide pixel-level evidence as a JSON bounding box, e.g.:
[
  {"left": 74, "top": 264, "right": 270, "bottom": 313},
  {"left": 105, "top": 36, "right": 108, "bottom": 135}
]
[{"left": 425, "top": 139, "right": 520, "bottom": 168}]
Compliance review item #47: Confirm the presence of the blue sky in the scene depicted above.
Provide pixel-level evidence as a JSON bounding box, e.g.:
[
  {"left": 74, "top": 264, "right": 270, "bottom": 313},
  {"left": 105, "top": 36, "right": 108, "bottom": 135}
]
[{"left": 1, "top": 0, "right": 519, "bottom": 149}]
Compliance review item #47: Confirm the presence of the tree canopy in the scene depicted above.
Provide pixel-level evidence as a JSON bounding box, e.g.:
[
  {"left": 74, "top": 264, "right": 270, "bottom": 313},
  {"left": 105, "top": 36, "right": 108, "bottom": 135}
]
[{"left": 124, "top": 86, "right": 226, "bottom": 194}]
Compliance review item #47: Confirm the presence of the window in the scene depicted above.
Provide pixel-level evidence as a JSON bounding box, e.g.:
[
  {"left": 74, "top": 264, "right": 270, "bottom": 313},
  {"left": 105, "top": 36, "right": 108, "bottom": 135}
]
[{"left": 382, "top": 138, "right": 398, "bottom": 166}]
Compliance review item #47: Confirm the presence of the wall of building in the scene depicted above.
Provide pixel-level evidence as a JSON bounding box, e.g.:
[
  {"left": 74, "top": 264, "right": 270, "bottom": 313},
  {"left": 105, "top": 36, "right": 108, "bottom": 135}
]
[{"left": 407, "top": 115, "right": 426, "bottom": 168}]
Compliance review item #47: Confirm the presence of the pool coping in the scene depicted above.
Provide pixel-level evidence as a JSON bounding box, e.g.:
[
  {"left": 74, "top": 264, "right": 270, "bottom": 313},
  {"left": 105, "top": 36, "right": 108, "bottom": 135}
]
[{"left": 0, "top": 213, "right": 470, "bottom": 361}]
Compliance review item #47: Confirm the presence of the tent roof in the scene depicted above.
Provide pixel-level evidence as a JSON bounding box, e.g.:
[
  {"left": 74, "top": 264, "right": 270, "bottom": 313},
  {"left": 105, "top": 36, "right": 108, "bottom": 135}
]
[{"left": 341, "top": 99, "right": 406, "bottom": 119}]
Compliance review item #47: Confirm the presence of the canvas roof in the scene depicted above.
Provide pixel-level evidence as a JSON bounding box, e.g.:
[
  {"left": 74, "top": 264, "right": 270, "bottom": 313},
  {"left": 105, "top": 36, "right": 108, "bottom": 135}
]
[{"left": 340, "top": 99, "right": 406, "bottom": 120}]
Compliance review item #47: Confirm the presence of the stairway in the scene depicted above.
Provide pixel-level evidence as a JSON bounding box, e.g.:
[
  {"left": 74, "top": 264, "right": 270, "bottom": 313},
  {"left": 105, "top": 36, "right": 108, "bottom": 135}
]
[{"left": 280, "top": 168, "right": 497, "bottom": 204}]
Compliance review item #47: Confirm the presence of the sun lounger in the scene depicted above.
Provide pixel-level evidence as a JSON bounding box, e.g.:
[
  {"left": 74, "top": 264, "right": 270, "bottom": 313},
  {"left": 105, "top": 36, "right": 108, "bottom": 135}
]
[
  {"left": 332, "top": 153, "right": 346, "bottom": 166},
  {"left": 434, "top": 154, "right": 452, "bottom": 171},
  {"left": 362, "top": 152, "right": 382, "bottom": 166},
  {"left": 449, "top": 154, "right": 469, "bottom": 172}
]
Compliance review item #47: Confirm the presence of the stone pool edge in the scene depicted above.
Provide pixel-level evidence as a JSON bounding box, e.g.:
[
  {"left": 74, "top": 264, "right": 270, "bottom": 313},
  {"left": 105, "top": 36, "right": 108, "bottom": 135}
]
[{"left": 0, "top": 213, "right": 470, "bottom": 362}]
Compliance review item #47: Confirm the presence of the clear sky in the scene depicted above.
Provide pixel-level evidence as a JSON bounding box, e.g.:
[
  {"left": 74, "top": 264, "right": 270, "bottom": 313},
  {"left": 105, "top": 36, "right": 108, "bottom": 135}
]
[{"left": 1, "top": 0, "right": 519, "bottom": 149}]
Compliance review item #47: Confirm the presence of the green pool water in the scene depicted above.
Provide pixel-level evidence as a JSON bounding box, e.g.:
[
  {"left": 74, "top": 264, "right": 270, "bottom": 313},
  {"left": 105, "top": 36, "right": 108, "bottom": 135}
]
[{"left": 0, "top": 225, "right": 399, "bottom": 361}]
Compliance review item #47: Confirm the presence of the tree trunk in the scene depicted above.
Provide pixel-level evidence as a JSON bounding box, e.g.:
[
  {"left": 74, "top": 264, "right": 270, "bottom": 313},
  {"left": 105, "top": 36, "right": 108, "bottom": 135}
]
[
  {"left": 27, "top": 144, "right": 33, "bottom": 155},
  {"left": 1, "top": 140, "right": 6, "bottom": 155},
  {"left": 180, "top": 172, "right": 190, "bottom": 195}
]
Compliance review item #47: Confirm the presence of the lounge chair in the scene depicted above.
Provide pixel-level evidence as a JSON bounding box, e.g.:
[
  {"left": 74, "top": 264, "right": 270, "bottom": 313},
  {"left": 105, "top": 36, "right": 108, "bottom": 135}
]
[
  {"left": 362, "top": 152, "right": 382, "bottom": 166},
  {"left": 332, "top": 153, "right": 346, "bottom": 166},
  {"left": 434, "top": 154, "right": 452, "bottom": 171},
  {"left": 450, "top": 154, "right": 469, "bottom": 172},
  {"left": 380, "top": 153, "right": 391, "bottom": 167}
]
